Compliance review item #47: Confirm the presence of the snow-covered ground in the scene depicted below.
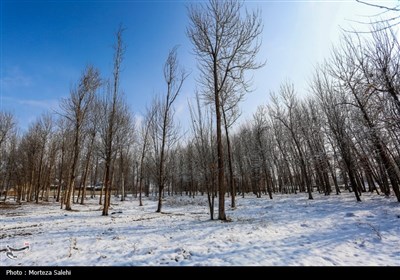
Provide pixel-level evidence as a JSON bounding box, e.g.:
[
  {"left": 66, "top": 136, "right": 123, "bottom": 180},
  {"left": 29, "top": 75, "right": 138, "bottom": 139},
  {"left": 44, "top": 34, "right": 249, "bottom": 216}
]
[{"left": 1, "top": 192, "right": 399, "bottom": 266}]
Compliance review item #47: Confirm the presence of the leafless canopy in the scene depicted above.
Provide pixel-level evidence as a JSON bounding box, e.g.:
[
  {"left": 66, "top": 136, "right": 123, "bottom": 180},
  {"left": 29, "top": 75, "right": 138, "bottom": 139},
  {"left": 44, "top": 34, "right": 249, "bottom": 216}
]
[
  {"left": 187, "top": 0, "right": 264, "bottom": 101},
  {"left": 348, "top": 0, "right": 400, "bottom": 33},
  {"left": 187, "top": 0, "right": 264, "bottom": 220}
]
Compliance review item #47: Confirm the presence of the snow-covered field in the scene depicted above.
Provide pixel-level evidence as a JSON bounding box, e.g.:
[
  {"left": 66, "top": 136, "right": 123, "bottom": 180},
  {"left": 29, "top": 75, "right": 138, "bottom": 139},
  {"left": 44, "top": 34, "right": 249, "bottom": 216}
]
[{"left": 1, "top": 192, "right": 399, "bottom": 266}]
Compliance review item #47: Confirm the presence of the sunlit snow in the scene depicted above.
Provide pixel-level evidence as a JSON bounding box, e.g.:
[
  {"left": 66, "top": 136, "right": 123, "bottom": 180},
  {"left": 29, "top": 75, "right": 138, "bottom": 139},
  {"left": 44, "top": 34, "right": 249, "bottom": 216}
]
[{"left": 1, "top": 193, "right": 399, "bottom": 266}]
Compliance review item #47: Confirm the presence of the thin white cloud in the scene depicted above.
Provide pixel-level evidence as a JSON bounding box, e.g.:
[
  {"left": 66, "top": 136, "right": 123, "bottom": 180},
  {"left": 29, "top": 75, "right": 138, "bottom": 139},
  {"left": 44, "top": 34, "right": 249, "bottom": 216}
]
[
  {"left": 2, "top": 96, "right": 59, "bottom": 110},
  {"left": 18, "top": 99, "right": 59, "bottom": 109},
  {"left": 0, "top": 66, "right": 33, "bottom": 89}
]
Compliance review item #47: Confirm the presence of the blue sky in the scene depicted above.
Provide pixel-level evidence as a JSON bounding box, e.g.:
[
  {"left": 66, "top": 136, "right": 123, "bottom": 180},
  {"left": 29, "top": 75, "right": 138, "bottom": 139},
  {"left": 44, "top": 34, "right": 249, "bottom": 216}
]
[{"left": 1, "top": 0, "right": 397, "bottom": 132}]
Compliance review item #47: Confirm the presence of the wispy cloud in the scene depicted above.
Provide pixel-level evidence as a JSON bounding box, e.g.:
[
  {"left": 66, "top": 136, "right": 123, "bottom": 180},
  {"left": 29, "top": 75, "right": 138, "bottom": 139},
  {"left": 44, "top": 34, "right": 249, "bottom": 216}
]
[
  {"left": 0, "top": 96, "right": 60, "bottom": 132},
  {"left": 0, "top": 66, "right": 33, "bottom": 89},
  {"left": 2, "top": 96, "right": 59, "bottom": 110},
  {"left": 18, "top": 99, "right": 59, "bottom": 109}
]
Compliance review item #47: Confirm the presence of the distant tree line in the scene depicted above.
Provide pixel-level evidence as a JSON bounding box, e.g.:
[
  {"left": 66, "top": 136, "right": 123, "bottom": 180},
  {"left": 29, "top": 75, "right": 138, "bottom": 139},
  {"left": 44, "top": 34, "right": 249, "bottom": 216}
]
[{"left": 1, "top": 0, "right": 399, "bottom": 220}]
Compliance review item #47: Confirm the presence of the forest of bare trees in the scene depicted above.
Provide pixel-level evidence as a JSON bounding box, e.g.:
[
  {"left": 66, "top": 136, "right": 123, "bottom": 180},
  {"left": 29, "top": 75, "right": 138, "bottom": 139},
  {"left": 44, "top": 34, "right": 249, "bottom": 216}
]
[{"left": 1, "top": 0, "right": 399, "bottom": 221}]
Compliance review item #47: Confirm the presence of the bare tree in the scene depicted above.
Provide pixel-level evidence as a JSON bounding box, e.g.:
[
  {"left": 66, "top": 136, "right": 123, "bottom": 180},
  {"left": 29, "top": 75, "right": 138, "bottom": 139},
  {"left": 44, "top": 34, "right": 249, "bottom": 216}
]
[
  {"left": 0, "top": 112, "right": 16, "bottom": 151},
  {"left": 189, "top": 91, "right": 216, "bottom": 219},
  {"left": 15, "top": 114, "right": 54, "bottom": 203},
  {"left": 114, "top": 102, "right": 134, "bottom": 201},
  {"left": 363, "top": 25, "right": 400, "bottom": 120},
  {"left": 355, "top": 0, "right": 400, "bottom": 31},
  {"left": 54, "top": 118, "right": 71, "bottom": 203},
  {"left": 151, "top": 47, "right": 187, "bottom": 213},
  {"left": 100, "top": 25, "right": 132, "bottom": 215},
  {"left": 253, "top": 106, "right": 273, "bottom": 199},
  {"left": 3, "top": 132, "right": 19, "bottom": 202},
  {"left": 79, "top": 97, "right": 101, "bottom": 204},
  {"left": 221, "top": 87, "right": 243, "bottom": 208},
  {"left": 311, "top": 66, "right": 362, "bottom": 202},
  {"left": 270, "top": 110, "right": 297, "bottom": 194},
  {"left": 0, "top": 111, "right": 16, "bottom": 200},
  {"left": 60, "top": 65, "right": 101, "bottom": 210},
  {"left": 138, "top": 108, "right": 156, "bottom": 206},
  {"left": 270, "top": 83, "right": 314, "bottom": 200},
  {"left": 328, "top": 33, "right": 400, "bottom": 202},
  {"left": 187, "top": 0, "right": 263, "bottom": 220}
]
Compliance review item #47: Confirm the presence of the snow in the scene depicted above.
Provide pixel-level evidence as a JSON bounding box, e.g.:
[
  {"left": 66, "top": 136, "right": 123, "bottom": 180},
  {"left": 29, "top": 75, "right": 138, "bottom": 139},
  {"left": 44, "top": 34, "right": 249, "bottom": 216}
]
[{"left": 1, "top": 192, "right": 399, "bottom": 266}]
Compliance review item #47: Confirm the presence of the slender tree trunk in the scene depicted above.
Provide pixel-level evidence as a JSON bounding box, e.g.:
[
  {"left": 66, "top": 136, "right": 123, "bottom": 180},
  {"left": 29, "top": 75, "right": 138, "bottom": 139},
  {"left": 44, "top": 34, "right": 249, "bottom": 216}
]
[
  {"left": 80, "top": 142, "right": 93, "bottom": 204},
  {"left": 222, "top": 109, "right": 236, "bottom": 208},
  {"left": 56, "top": 144, "right": 65, "bottom": 202},
  {"left": 36, "top": 151, "right": 44, "bottom": 204},
  {"left": 66, "top": 125, "right": 80, "bottom": 210},
  {"left": 138, "top": 170, "right": 143, "bottom": 207},
  {"left": 256, "top": 133, "right": 273, "bottom": 200},
  {"left": 156, "top": 110, "right": 168, "bottom": 213},
  {"left": 120, "top": 150, "right": 125, "bottom": 202},
  {"left": 102, "top": 159, "right": 112, "bottom": 215},
  {"left": 293, "top": 138, "right": 313, "bottom": 200},
  {"left": 214, "top": 61, "right": 226, "bottom": 220},
  {"left": 341, "top": 140, "right": 362, "bottom": 202}
]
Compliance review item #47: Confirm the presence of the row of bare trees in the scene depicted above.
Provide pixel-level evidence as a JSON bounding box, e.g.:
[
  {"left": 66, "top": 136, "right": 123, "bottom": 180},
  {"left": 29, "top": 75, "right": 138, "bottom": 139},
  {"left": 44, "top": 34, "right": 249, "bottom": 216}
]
[
  {"left": 182, "top": 22, "right": 400, "bottom": 220},
  {"left": 0, "top": 25, "right": 186, "bottom": 216},
  {"left": 1, "top": 1, "right": 399, "bottom": 221}
]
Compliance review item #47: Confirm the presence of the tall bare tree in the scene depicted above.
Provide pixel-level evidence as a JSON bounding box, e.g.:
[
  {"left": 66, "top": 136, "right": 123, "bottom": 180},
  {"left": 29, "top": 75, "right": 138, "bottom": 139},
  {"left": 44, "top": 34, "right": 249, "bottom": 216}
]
[
  {"left": 60, "top": 66, "right": 101, "bottom": 210},
  {"left": 79, "top": 97, "right": 101, "bottom": 204},
  {"left": 101, "top": 25, "right": 126, "bottom": 216},
  {"left": 114, "top": 102, "right": 134, "bottom": 201},
  {"left": 187, "top": 0, "right": 263, "bottom": 220},
  {"left": 253, "top": 106, "right": 274, "bottom": 199},
  {"left": 328, "top": 33, "right": 400, "bottom": 202},
  {"left": 189, "top": 91, "right": 216, "bottom": 219},
  {"left": 270, "top": 84, "right": 314, "bottom": 200},
  {"left": 311, "top": 66, "right": 362, "bottom": 202},
  {"left": 152, "top": 47, "right": 188, "bottom": 213}
]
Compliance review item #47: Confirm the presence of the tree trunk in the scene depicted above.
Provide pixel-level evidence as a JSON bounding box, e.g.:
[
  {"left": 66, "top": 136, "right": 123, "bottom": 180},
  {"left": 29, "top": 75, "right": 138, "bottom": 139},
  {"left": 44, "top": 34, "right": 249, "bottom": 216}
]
[
  {"left": 214, "top": 62, "right": 226, "bottom": 221},
  {"left": 65, "top": 124, "right": 80, "bottom": 211},
  {"left": 222, "top": 109, "right": 236, "bottom": 208}
]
